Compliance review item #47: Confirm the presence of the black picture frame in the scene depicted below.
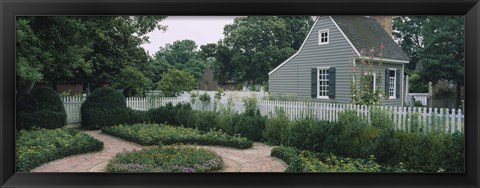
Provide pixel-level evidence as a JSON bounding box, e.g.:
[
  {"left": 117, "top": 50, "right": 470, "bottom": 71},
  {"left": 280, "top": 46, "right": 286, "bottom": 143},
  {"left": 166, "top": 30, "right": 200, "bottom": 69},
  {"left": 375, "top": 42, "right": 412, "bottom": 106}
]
[{"left": 1, "top": 0, "right": 479, "bottom": 187}]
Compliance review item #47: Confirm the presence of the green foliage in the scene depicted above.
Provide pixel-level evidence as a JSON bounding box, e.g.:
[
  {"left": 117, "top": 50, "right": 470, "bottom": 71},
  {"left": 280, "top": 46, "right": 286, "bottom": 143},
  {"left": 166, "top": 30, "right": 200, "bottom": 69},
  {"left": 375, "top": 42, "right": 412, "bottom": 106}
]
[
  {"left": 214, "top": 87, "right": 224, "bottom": 100},
  {"left": 350, "top": 46, "right": 385, "bottom": 105},
  {"left": 263, "top": 108, "right": 290, "bottom": 145},
  {"left": 152, "top": 40, "right": 208, "bottom": 82},
  {"left": 287, "top": 118, "right": 316, "bottom": 149},
  {"left": 107, "top": 145, "right": 222, "bottom": 172},
  {"left": 147, "top": 102, "right": 192, "bottom": 127},
  {"left": 81, "top": 87, "right": 146, "bottom": 128},
  {"left": 271, "top": 146, "right": 384, "bottom": 172},
  {"left": 394, "top": 16, "right": 464, "bottom": 107},
  {"left": 112, "top": 66, "right": 150, "bottom": 97},
  {"left": 101, "top": 123, "right": 253, "bottom": 149},
  {"left": 213, "top": 16, "right": 313, "bottom": 85},
  {"left": 374, "top": 130, "right": 464, "bottom": 172},
  {"left": 199, "top": 92, "right": 211, "bottom": 104},
  {"left": 369, "top": 107, "right": 395, "bottom": 130},
  {"left": 188, "top": 111, "right": 218, "bottom": 132},
  {"left": 16, "top": 16, "right": 167, "bottom": 93},
  {"left": 157, "top": 68, "right": 196, "bottom": 97},
  {"left": 16, "top": 128, "right": 104, "bottom": 172},
  {"left": 16, "top": 88, "right": 67, "bottom": 130}
]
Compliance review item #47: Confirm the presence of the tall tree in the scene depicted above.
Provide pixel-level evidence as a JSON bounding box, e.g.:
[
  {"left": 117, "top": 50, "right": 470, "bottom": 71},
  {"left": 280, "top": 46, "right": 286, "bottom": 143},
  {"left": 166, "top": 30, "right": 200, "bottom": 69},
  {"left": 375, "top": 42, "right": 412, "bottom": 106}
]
[
  {"left": 213, "top": 16, "right": 313, "bottom": 85},
  {"left": 15, "top": 16, "right": 167, "bottom": 95},
  {"left": 151, "top": 39, "right": 207, "bottom": 82},
  {"left": 393, "top": 16, "right": 464, "bottom": 107}
]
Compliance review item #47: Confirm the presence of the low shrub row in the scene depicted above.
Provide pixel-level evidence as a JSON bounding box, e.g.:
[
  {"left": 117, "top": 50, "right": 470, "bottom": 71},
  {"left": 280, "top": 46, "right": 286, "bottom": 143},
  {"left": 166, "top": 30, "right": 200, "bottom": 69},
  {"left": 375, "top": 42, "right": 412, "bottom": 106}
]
[
  {"left": 107, "top": 144, "right": 223, "bottom": 173},
  {"left": 101, "top": 123, "right": 253, "bottom": 149},
  {"left": 16, "top": 128, "right": 104, "bottom": 172},
  {"left": 265, "top": 109, "right": 464, "bottom": 172},
  {"left": 271, "top": 146, "right": 401, "bottom": 172},
  {"left": 146, "top": 98, "right": 266, "bottom": 141}
]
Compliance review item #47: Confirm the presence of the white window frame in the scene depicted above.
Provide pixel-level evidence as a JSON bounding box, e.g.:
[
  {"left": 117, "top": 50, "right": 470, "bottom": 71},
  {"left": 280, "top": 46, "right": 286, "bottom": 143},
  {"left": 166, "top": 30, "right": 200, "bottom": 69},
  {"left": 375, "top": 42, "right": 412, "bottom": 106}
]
[
  {"left": 318, "top": 29, "right": 329, "bottom": 45},
  {"left": 364, "top": 72, "right": 376, "bottom": 92},
  {"left": 317, "top": 67, "right": 330, "bottom": 99},
  {"left": 388, "top": 68, "right": 396, "bottom": 99}
]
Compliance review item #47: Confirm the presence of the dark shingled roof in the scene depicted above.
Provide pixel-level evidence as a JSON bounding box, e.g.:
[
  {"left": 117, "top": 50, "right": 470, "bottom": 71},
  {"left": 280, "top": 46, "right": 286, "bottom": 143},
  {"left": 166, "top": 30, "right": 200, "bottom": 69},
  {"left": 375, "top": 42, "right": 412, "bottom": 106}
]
[{"left": 332, "top": 16, "right": 410, "bottom": 61}]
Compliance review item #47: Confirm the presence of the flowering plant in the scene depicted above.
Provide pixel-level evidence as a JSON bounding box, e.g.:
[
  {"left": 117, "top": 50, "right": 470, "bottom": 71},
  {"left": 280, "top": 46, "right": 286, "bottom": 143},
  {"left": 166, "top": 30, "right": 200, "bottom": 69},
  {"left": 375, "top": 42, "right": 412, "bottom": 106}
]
[{"left": 350, "top": 44, "right": 386, "bottom": 106}]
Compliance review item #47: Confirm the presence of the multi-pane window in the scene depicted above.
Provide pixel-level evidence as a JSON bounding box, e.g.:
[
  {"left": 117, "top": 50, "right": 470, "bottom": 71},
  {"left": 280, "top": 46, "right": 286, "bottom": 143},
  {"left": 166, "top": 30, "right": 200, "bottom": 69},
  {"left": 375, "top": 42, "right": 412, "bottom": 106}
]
[
  {"left": 389, "top": 70, "right": 396, "bottom": 98},
  {"left": 319, "top": 29, "right": 329, "bottom": 45},
  {"left": 317, "top": 68, "right": 329, "bottom": 98}
]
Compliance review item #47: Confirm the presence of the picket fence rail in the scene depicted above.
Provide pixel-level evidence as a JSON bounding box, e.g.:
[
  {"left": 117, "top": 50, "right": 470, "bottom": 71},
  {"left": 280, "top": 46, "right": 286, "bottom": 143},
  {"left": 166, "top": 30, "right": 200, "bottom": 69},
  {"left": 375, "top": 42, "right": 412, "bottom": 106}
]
[{"left": 63, "top": 96, "right": 464, "bottom": 133}]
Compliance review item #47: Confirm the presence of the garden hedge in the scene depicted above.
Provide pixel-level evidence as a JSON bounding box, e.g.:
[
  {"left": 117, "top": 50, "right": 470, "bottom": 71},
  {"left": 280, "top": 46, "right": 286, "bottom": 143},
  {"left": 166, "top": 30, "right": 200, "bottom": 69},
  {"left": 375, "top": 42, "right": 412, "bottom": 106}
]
[
  {"left": 16, "top": 128, "right": 104, "bottom": 172},
  {"left": 264, "top": 109, "right": 464, "bottom": 172},
  {"left": 16, "top": 88, "right": 67, "bottom": 130}
]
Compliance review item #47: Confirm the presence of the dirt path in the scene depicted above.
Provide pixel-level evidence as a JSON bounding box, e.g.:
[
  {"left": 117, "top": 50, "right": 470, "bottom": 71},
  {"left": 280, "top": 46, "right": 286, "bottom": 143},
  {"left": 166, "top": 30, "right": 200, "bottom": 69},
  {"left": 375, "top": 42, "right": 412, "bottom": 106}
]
[{"left": 32, "top": 130, "right": 286, "bottom": 172}]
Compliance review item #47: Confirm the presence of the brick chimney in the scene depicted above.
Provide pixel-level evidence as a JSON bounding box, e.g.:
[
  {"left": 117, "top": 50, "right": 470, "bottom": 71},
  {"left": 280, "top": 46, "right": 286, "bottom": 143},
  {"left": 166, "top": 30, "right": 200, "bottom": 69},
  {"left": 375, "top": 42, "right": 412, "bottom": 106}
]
[{"left": 371, "top": 16, "right": 393, "bottom": 36}]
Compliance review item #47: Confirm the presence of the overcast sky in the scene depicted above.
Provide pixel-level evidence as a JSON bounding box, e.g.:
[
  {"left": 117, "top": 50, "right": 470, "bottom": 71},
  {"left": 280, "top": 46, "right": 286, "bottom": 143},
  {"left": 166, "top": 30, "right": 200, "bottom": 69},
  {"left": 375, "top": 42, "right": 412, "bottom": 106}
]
[{"left": 141, "top": 16, "right": 237, "bottom": 56}]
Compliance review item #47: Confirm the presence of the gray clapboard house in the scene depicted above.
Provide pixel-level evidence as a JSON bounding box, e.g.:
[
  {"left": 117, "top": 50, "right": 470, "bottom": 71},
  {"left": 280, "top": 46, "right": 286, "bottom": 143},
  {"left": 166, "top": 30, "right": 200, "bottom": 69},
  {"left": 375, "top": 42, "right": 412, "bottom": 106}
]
[{"left": 268, "top": 16, "right": 410, "bottom": 106}]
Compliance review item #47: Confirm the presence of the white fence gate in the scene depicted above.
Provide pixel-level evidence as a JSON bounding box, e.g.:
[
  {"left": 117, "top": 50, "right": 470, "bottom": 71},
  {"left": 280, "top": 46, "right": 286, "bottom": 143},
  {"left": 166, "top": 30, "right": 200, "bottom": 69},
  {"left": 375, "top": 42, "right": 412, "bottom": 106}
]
[
  {"left": 62, "top": 96, "right": 464, "bottom": 133},
  {"left": 409, "top": 93, "right": 429, "bottom": 106},
  {"left": 62, "top": 96, "right": 85, "bottom": 124}
]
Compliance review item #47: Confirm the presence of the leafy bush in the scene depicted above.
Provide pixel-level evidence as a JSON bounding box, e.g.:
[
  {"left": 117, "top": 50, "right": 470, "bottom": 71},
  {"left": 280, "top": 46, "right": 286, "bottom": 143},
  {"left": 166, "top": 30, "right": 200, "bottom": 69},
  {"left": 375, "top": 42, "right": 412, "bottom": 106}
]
[
  {"left": 271, "top": 146, "right": 383, "bottom": 172},
  {"left": 233, "top": 113, "right": 266, "bottom": 141},
  {"left": 16, "top": 88, "right": 67, "bottom": 130},
  {"left": 287, "top": 118, "right": 316, "bottom": 149},
  {"left": 108, "top": 145, "right": 223, "bottom": 172},
  {"left": 81, "top": 87, "right": 146, "bottom": 129},
  {"left": 263, "top": 108, "right": 290, "bottom": 145},
  {"left": 101, "top": 123, "right": 253, "bottom": 149},
  {"left": 188, "top": 111, "right": 218, "bottom": 131},
  {"left": 374, "top": 130, "right": 464, "bottom": 172},
  {"left": 148, "top": 103, "right": 193, "bottom": 127},
  {"left": 16, "top": 128, "right": 104, "bottom": 172}
]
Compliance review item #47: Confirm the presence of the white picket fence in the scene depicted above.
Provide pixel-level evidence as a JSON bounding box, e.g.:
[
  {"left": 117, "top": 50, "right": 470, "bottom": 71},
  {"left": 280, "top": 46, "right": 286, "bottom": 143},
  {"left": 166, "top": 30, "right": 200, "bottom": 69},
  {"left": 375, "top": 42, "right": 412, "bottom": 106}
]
[
  {"left": 63, "top": 96, "right": 464, "bottom": 133},
  {"left": 62, "top": 96, "right": 85, "bottom": 124}
]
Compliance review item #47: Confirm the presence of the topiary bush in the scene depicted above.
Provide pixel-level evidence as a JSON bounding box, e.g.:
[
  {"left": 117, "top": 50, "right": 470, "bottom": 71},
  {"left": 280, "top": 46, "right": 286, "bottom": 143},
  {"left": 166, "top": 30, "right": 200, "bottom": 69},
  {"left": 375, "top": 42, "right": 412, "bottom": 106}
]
[
  {"left": 81, "top": 87, "right": 145, "bottom": 129},
  {"left": 16, "top": 87, "right": 67, "bottom": 130}
]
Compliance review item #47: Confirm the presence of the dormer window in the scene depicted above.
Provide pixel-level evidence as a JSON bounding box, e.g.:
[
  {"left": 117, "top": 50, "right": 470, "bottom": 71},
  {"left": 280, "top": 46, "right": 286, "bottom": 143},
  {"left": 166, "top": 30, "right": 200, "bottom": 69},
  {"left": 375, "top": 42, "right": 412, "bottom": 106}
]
[{"left": 318, "top": 29, "right": 329, "bottom": 45}]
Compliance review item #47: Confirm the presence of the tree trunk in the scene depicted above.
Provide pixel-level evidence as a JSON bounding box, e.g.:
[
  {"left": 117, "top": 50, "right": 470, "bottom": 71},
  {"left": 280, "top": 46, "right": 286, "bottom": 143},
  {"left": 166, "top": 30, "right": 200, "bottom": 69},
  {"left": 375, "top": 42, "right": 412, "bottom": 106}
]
[
  {"left": 18, "top": 81, "right": 36, "bottom": 95},
  {"left": 456, "top": 84, "right": 461, "bottom": 109}
]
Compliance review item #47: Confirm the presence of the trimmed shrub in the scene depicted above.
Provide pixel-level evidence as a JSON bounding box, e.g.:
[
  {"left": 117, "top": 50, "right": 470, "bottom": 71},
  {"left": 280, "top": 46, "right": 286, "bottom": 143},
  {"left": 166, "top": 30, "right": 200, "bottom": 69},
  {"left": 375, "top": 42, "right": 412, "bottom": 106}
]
[
  {"left": 16, "top": 128, "right": 104, "bottom": 172},
  {"left": 107, "top": 145, "right": 223, "bottom": 172},
  {"left": 233, "top": 113, "right": 266, "bottom": 141},
  {"left": 16, "top": 88, "right": 67, "bottom": 130},
  {"left": 81, "top": 87, "right": 146, "bottom": 129},
  {"left": 287, "top": 118, "right": 316, "bottom": 149},
  {"left": 101, "top": 123, "right": 253, "bottom": 149}
]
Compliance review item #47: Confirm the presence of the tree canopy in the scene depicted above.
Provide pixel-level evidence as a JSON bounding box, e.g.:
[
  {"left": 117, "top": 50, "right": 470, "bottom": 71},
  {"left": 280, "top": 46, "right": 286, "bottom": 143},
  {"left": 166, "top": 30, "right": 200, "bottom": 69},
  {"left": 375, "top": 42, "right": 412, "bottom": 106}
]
[
  {"left": 212, "top": 16, "right": 314, "bottom": 86},
  {"left": 151, "top": 39, "right": 208, "bottom": 83},
  {"left": 16, "top": 16, "right": 167, "bottom": 95},
  {"left": 393, "top": 16, "right": 464, "bottom": 107}
]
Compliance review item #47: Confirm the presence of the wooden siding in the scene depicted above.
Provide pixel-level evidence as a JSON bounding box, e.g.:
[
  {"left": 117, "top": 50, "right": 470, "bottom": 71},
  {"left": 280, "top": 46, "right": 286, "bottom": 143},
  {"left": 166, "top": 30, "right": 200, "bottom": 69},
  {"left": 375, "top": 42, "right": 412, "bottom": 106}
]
[{"left": 269, "top": 16, "right": 404, "bottom": 106}]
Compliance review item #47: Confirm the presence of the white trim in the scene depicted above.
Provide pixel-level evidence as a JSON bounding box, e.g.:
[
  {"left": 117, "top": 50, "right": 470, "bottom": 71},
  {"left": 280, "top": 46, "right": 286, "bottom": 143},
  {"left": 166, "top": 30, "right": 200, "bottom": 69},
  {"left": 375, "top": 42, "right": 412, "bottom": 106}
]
[
  {"left": 318, "top": 29, "right": 329, "bottom": 45},
  {"left": 364, "top": 72, "right": 377, "bottom": 92},
  {"left": 329, "top": 16, "right": 361, "bottom": 58},
  {"left": 268, "top": 16, "right": 320, "bottom": 75},
  {"left": 317, "top": 67, "right": 330, "bottom": 98},
  {"left": 401, "top": 64, "right": 404, "bottom": 106},
  {"left": 388, "top": 69, "right": 396, "bottom": 99},
  {"left": 356, "top": 57, "right": 410, "bottom": 64}
]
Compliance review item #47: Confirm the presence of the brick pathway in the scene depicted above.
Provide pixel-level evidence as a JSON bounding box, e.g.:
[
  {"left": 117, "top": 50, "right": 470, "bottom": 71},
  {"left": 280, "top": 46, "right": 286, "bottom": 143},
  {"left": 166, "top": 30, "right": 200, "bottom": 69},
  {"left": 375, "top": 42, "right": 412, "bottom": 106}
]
[
  {"left": 32, "top": 130, "right": 142, "bottom": 172},
  {"left": 32, "top": 130, "right": 286, "bottom": 172}
]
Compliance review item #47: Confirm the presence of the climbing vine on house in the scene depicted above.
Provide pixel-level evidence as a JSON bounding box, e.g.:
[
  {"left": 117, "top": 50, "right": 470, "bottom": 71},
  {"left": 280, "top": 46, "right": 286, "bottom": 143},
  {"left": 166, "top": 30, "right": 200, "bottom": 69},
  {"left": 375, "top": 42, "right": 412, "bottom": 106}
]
[{"left": 350, "top": 44, "right": 386, "bottom": 105}]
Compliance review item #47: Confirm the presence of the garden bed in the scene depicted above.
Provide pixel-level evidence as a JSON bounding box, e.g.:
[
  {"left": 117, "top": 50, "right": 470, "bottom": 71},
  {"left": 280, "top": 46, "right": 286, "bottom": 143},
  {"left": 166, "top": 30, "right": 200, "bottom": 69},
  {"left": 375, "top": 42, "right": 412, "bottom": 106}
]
[
  {"left": 107, "top": 144, "right": 223, "bottom": 172},
  {"left": 16, "top": 128, "right": 104, "bottom": 172},
  {"left": 101, "top": 123, "right": 253, "bottom": 149}
]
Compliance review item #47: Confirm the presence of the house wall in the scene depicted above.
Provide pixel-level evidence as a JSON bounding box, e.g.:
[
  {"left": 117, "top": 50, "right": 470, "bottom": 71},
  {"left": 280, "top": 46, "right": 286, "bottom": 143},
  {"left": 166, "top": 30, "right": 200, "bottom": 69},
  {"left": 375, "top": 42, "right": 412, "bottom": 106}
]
[{"left": 269, "top": 16, "right": 404, "bottom": 106}]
